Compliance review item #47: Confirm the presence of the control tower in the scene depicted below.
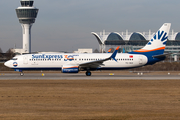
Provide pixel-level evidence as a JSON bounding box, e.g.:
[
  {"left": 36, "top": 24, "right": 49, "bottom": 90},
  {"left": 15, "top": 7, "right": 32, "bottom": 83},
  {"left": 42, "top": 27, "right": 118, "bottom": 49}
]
[{"left": 15, "top": 0, "right": 38, "bottom": 53}]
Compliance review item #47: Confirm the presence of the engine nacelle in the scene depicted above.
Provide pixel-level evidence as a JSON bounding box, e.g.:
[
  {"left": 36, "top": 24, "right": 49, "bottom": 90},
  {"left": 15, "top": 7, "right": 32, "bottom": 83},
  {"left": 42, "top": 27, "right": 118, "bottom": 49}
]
[{"left": 61, "top": 65, "right": 79, "bottom": 73}]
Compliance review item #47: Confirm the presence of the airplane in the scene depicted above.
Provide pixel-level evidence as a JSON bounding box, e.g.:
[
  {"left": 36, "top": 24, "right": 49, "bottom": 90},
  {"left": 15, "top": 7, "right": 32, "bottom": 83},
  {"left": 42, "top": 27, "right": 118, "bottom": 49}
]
[{"left": 4, "top": 23, "right": 171, "bottom": 76}]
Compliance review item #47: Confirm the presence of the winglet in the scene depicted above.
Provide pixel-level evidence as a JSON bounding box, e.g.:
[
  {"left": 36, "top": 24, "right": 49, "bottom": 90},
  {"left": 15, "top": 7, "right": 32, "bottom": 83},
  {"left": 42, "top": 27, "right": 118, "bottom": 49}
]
[
  {"left": 107, "top": 48, "right": 112, "bottom": 53},
  {"left": 110, "top": 46, "right": 120, "bottom": 62}
]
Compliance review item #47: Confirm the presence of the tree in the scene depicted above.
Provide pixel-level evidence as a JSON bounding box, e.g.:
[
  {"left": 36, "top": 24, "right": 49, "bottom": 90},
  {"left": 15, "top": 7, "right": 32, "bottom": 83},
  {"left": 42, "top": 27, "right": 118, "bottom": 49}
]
[
  {"left": 93, "top": 49, "right": 99, "bottom": 53},
  {"left": 0, "top": 48, "right": 2, "bottom": 53},
  {"left": 6, "top": 49, "right": 15, "bottom": 60}
]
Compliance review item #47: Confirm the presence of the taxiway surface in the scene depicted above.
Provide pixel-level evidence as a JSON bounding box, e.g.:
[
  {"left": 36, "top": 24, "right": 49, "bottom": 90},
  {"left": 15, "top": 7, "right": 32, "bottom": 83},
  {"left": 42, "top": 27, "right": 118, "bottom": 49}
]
[{"left": 0, "top": 72, "right": 180, "bottom": 80}]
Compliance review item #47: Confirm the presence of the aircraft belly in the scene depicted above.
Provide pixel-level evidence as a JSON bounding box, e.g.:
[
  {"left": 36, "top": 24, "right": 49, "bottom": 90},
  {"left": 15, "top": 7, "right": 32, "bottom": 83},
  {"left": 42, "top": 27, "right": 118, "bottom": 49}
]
[{"left": 103, "top": 62, "right": 141, "bottom": 68}]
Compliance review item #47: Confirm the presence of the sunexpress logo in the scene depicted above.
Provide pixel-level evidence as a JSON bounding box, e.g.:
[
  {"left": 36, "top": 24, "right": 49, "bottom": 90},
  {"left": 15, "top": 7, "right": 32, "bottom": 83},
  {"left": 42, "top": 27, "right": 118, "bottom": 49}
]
[
  {"left": 147, "top": 30, "right": 168, "bottom": 45},
  {"left": 13, "top": 62, "right": 18, "bottom": 67},
  {"left": 64, "top": 55, "right": 79, "bottom": 61},
  {"left": 32, "top": 54, "right": 63, "bottom": 59}
]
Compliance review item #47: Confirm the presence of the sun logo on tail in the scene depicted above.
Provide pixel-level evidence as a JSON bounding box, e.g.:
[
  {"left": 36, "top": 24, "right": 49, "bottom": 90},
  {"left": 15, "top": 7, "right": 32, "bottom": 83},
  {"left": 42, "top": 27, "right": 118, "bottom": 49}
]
[{"left": 147, "top": 30, "right": 168, "bottom": 46}]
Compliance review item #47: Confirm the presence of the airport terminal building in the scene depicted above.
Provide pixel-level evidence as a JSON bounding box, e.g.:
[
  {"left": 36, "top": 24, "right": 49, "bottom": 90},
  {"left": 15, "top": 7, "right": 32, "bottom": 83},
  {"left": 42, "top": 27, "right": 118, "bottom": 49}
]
[{"left": 92, "top": 30, "right": 180, "bottom": 61}]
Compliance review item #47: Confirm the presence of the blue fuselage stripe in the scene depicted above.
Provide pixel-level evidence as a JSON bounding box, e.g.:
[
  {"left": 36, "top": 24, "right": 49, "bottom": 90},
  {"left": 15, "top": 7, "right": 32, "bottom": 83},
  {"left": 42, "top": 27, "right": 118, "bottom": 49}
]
[
  {"left": 129, "top": 49, "right": 165, "bottom": 65},
  {"left": 13, "top": 67, "right": 141, "bottom": 71}
]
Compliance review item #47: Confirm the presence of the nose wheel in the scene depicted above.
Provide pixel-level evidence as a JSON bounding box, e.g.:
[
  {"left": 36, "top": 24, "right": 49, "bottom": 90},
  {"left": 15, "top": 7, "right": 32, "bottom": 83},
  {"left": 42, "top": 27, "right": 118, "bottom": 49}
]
[
  {"left": 20, "top": 72, "right": 24, "bottom": 76},
  {"left": 86, "top": 71, "right": 91, "bottom": 76}
]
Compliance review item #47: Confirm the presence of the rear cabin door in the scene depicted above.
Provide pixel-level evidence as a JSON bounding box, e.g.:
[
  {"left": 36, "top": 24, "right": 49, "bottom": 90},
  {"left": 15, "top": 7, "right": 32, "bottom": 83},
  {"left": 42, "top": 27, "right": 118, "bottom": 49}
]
[{"left": 139, "top": 56, "right": 143, "bottom": 64}]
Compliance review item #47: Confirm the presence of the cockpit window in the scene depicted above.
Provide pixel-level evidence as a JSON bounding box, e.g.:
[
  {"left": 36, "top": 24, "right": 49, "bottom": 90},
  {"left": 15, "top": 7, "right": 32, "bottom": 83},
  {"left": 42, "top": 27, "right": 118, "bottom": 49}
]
[{"left": 11, "top": 58, "right": 18, "bottom": 60}]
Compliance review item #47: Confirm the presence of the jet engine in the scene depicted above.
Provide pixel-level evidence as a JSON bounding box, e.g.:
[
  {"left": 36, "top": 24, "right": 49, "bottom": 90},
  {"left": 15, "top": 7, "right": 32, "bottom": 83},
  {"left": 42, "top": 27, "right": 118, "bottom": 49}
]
[{"left": 61, "top": 65, "right": 79, "bottom": 73}]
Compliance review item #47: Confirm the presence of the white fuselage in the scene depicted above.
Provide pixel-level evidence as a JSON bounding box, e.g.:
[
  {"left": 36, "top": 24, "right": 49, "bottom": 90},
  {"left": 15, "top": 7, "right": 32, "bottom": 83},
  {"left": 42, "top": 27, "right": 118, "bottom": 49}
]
[{"left": 5, "top": 53, "right": 148, "bottom": 70}]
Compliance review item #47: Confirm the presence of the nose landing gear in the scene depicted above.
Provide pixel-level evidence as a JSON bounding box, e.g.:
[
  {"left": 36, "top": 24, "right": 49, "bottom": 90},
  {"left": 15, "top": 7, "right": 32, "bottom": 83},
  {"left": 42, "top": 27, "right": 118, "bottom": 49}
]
[{"left": 20, "top": 72, "right": 24, "bottom": 76}]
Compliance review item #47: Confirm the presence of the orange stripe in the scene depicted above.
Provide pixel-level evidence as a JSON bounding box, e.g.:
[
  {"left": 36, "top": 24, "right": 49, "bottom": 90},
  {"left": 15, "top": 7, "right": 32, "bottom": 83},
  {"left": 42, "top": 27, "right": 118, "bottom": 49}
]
[
  {"left": 116, "top": 46, "right": 120, "bottom": 50},
  {"left": 133, "top": 47, "right": 165, "bottom": 52},
  {"left": 108, "top": 49, "right": 112, "bottom": 52},
  {"left": 63, "top": 66, "right": 78, "bottom": 69}
]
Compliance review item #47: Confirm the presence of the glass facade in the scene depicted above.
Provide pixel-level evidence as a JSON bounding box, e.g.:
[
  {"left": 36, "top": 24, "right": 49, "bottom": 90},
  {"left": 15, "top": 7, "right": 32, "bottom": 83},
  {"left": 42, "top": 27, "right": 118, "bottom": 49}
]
[
  {"left": 175, "top": 33, "right": 180, "bottom": 40},
  {"left": 129, "top": 33, "right": 146, "bottom": 41},
  {"left": 105, "top": 32, "right": 125, "bottom": 45},
  {"left": 19, "top": 19, "right": 35, "bottom": 24},
  {"left": 21, "top": 1, "right": 34, "bottom": 7},
  {"left": 107, "top": 33, "right": 123, "bottom": 40},
  {"left": 126, "top": 33, "right": 147, "bottom": 46},
  {"left": 127, "top": 40, "right": 148, "bottom": 46},
  {"left": 94, "top": 31, "right": 180, "bottom": 57},
  {"left": 16, "top": 0, "right": 38, "bottom": 24},
  {"left": 166, "top": 40, "right": 180, "bottom": 46},
  {"left": 16, "top": 9, "right": 38, "bottom": 18},
  {"left": 105, "top": 40, "right": 180, "bottom": 46},
  {"left": 105, "top": 40, "right": 125, "bottom": 45}
]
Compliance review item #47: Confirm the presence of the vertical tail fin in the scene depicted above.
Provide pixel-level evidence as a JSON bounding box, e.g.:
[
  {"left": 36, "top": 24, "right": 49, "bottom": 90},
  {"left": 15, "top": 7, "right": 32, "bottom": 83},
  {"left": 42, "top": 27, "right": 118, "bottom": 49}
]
[{"left": 132, "top": 23, "right": 171, "bottom": 55}]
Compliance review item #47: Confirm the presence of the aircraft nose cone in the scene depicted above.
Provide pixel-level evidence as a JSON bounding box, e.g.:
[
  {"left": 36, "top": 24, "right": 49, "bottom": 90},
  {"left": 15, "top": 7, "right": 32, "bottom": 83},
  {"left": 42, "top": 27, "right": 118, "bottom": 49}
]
[
  {"left": 4, "top": 61, "right": 8, "bottom": 67},
  {"left": 4, "top": 61, "right": 10, "bottom": 67}
]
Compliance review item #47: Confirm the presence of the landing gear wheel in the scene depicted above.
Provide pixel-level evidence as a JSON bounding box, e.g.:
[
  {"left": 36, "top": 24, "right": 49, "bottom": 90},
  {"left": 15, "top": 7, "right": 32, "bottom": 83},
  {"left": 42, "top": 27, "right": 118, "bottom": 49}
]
[
  {"left": 86, "top": 71, "right": 91, "bottom": 76},
  {"left": 20, "top": 72, "right": 24, "bottom": 76}
]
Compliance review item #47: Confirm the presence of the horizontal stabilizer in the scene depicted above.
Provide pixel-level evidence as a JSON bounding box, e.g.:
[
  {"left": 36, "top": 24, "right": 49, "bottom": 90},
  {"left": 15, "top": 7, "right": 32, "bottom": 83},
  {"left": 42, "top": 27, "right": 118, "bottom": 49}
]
[{"left": 153, "top": 53, "right": 171, "bottom": 59}]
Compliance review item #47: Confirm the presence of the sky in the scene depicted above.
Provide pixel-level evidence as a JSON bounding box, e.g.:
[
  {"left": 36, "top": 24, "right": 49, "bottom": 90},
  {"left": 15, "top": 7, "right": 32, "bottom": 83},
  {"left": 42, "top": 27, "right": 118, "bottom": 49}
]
[{"left": 0, "top": 0, "right": 180, "bottom": 53}]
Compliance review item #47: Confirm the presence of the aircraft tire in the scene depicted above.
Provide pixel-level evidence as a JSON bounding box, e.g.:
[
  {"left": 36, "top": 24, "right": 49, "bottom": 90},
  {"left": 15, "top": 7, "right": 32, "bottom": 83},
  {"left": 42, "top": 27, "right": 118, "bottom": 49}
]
[
  {"left": 20, "top": 72, "right": 24, "bottom": 76},
  {"left": 86, "top": 71, "right": 91, "bottom": 76}
]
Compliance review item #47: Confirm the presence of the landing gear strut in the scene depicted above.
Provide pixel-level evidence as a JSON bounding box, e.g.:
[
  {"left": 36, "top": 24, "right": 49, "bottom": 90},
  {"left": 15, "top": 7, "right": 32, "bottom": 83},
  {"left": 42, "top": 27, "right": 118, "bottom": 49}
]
[{"left": 86, "top": 71, "right": 91, "bottom": 76}]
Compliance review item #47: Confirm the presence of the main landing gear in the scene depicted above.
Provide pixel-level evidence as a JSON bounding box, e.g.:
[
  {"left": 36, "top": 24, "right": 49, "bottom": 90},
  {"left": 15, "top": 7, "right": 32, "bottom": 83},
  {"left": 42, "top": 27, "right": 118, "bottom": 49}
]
[{"left": 86, "top": 71, "right": 91, "bottom": 76}]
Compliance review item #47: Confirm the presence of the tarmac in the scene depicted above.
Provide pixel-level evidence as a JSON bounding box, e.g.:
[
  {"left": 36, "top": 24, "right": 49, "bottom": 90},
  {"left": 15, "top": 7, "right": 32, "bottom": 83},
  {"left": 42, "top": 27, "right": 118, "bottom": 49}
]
[
  {"left": 0, "top": 71, "right": 180, "bottom": 119},
  {"left": 0, "top": 71, "right": 180, "bottom": 80}
]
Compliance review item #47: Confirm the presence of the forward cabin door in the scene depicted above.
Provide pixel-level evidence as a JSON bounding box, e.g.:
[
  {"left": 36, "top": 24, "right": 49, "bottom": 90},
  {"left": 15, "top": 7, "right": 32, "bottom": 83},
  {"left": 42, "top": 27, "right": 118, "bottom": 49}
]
[{"left": 23, "top": 56, "right": 28, "bottom": 64}]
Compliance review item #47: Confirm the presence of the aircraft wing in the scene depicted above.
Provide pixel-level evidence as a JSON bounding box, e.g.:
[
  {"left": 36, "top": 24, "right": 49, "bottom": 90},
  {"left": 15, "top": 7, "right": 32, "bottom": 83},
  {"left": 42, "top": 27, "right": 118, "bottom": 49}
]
[{"left": 79, "top": 46, "right": 119, "bottom": 68}]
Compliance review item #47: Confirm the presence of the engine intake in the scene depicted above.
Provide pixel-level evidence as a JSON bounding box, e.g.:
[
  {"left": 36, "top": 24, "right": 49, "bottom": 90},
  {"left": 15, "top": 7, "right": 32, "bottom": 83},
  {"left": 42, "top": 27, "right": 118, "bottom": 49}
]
[{"left": 61, "top": 65, "right": 79, "bottom": 73}]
